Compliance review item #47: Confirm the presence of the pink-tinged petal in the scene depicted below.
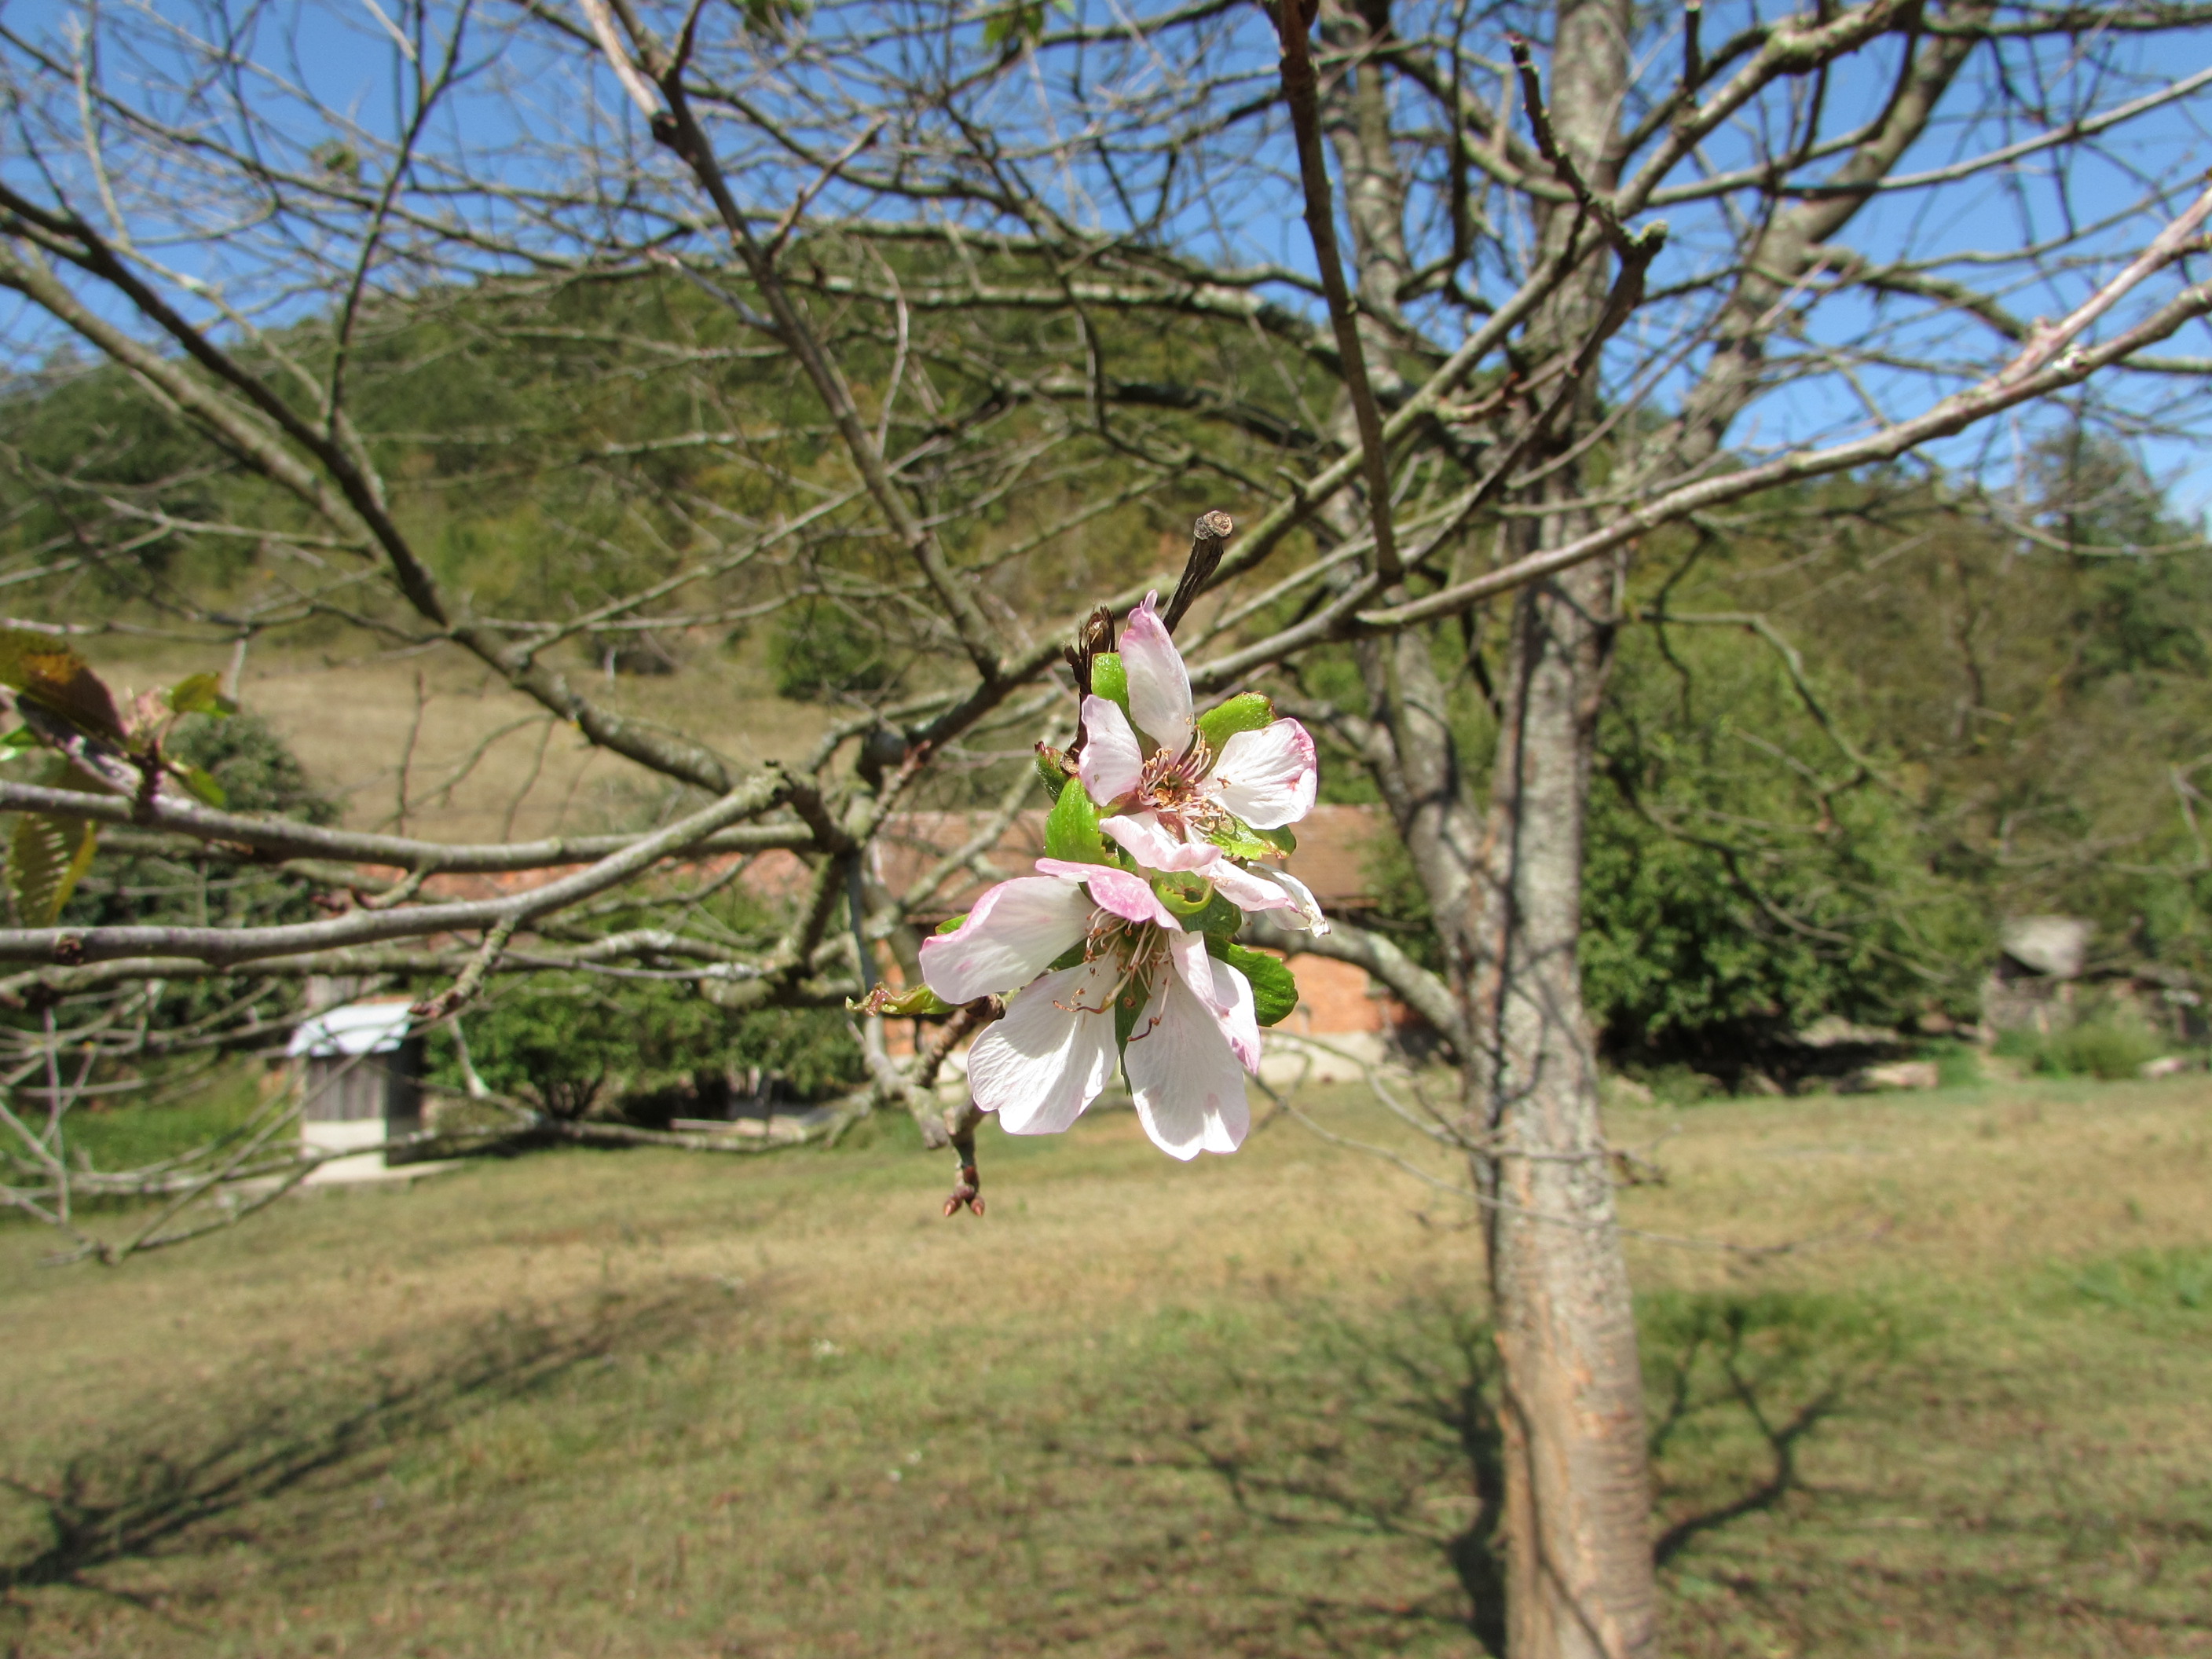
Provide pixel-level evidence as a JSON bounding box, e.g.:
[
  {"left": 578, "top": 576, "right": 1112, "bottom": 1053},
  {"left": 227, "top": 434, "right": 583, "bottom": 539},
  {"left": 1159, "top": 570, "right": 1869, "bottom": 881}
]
[
  {"left": 1207, "top": 719, "right": 1317, "bottom": 829},
  {"left": 1082, "top": 862, "right": 1183, "bottom": 928},
  {"left": 919, "top": 877, "right": 1089, "bottom": 1003},
  {"left": 1170, "top": 936, "right": 1260, "bottom": 1071},
  {"left": 1119, "top": 592, "right": 1193, "bottom": 753},
  {"left": 1124, "top": 970, "right": 1253, "bottom": 1159},
  {"left": 1030, "top": 855, "right": 1180, "bottom": 928},
  {"left": 1101, "top": 811, "right": 1220, "bottom": 873},
  {"left": 1077, "top": 696, "right": 1143, "bottom": 803},
  {"left": 968, "top": 960, "right": 1118, "bottom": 1134},
  {"left": 1207, "top": 859, "right": 1298, "bottom": 914},
  {"left": 1262, "top": 868, "right": 1331, "bottom": 935},
  {"left": 1033, "top": 858, "right": 1107, "bottom": 882}
]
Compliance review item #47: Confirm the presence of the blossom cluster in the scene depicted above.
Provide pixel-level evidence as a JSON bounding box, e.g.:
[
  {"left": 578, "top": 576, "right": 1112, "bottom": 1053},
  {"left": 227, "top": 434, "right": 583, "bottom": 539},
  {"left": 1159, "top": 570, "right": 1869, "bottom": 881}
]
[{"left": 920, "top": 594, "right": 1325, "bottom": 1159}]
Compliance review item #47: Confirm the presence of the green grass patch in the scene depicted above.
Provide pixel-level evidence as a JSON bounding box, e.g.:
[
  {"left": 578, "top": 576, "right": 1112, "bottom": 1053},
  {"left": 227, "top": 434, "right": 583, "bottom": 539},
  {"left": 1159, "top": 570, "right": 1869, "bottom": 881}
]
[
  {"left": 2068, "top": 1246, "right": 2212, "bottom": 1316},
  {"left": 2, "top": 1079, "right": 2210, "bottom": 1656},
  {"left": 50, "top": 1068, "right": 266, "bottom": 1173},
  {"left": 1996, "top": 1018, "right": 2169, "bottom": 1080}
]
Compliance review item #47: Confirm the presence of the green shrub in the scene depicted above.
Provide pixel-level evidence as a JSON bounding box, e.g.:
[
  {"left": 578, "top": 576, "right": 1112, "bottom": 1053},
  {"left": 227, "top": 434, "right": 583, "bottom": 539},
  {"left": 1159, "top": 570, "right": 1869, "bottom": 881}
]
[
  {"left": 2035, "top": 1020, "right": 2163, "bottom": 1080},
  {"left": 60, "top": 1066, "right": 266, "bottom": 1173},
  {"left": 167, "top": 711, "right": 339, "bottom": 822},
  {"left": 426, "top": 976, "right": 862, "bottom": 1122},
  {"left": 51, "top": 712, "right": 336, "bottom": 1041}
]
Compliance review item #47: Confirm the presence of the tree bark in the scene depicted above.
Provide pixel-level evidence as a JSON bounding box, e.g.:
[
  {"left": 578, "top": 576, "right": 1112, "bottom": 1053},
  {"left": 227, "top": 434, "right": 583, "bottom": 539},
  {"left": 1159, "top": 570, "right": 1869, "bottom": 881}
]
[
  {"left": 1467, "top": 531, "right": 1654, "bottom": 1659},
  {"left": 1461, "top": 4, "right": 1657, "bottom": 1654}
]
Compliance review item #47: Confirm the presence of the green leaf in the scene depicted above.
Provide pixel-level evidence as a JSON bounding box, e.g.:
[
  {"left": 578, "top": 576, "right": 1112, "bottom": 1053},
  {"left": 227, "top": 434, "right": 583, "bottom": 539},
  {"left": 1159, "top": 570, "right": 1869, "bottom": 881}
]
[
  {"left": 1196, "top": 692, "right": 1275, "bottom": 751},
  {"left": 1045, "top": 940, "right": 1088, "bottom": 972},
  {"left": 848, "top": 982, "right": 955, "bottom": 1017},
  {"left": 1045, "top": 777, "right": 1111, "bottom": 865},
  {"left": 0, "top": 631, "right": 124, "bottom": 742},
  {"left": 934, "top": 913, "right": 969, "bottom": 936},
  {"left": 981, "top": 0, "right": 1043, "bottom": 46},
  {"left": 7, "top": 758, "right": 101, "bottom": 926},
  {"left": 0, "top": 726, "right": 37, "bottom": 755},
  {"left": 739, "top": 0, "right": 808, "bottom": 31},
  {"left": 1035, "top": 746, "right": 1074, "bottom": 798},
  {"left": 1192, "top": 892, "right": 1245, "bottom": 937},
  {"left": 167, "top": 672, "right": 237, "bottom": 718},
  {"left": 1206, "top": 822, "right": 1273, "bottom": 861},
  {"left": 174, "top": 762, "right": 228, "bottom": 807},
  {"left": 1089, "top": 652, "right": 1133, "bottom": 723},
  {"left": 1218, "top": 943, "right": 1299, "bottom": 1027},
  {"left": 1251, "top": 824, "right": 1298, "bottom": 856}
]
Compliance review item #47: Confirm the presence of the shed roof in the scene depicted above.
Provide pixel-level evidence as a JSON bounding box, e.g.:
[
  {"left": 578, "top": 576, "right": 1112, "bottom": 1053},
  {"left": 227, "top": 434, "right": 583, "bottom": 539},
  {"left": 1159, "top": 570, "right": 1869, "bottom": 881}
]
[{"left": 289, "top": 999, "right": 414, "bottom": 1059}]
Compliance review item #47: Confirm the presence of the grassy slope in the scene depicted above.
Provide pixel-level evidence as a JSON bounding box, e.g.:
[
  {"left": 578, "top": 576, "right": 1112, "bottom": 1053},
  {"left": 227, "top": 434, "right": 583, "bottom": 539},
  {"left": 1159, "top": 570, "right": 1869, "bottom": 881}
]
[
  {"left": 72, "top": 639, "right": 831, "bottom": 844},
  {"left": 2, "top": 1075, "right": 2208, "bottom": 1658}
]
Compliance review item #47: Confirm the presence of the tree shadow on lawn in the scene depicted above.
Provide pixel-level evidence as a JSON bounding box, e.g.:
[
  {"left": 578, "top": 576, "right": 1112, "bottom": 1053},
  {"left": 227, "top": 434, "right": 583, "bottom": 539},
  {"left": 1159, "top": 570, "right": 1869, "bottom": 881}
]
[
  {"left": 1646, "top": 1287, "right": 2212, "bottom": 1654},
  {"left": 1168, "top": 1295, "right": 1511, "bottom": 1656},
  {"left": 1640, "top": 1287, "right": 1906, "bottom": 1566},
  {"left": 0, "top": 1280, "right": 742, "bottom": 1635},
  {"left": 1086, "top": 1288, "right": 1913, "bottom": 1657}
]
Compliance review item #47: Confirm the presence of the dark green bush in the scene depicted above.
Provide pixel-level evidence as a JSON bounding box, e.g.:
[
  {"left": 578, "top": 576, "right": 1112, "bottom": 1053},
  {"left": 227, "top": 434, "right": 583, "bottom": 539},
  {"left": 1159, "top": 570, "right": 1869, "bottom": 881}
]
[
  {"left": 2035, "top": 1020, "right": 2164, "bottom": 1080},
  {"left": 427, "top": 976, "right": 862, "bottom": 1122}
]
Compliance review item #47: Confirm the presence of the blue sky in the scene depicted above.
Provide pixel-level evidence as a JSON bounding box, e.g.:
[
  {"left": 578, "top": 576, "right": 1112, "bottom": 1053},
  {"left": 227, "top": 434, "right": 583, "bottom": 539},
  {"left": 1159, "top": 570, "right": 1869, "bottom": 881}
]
[{"left": 5, "top": 0, "right": 2211, "bottom": 522}]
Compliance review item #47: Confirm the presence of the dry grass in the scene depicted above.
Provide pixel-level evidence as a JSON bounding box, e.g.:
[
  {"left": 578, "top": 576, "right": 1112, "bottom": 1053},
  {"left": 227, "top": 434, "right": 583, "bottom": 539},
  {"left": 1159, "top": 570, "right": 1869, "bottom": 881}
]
[
  {"left": 73, "top": 637, "right": 831, "bottom": 842},
  {"left": 2, "top": 1072, "right": 2210, "bottom": 1657}
]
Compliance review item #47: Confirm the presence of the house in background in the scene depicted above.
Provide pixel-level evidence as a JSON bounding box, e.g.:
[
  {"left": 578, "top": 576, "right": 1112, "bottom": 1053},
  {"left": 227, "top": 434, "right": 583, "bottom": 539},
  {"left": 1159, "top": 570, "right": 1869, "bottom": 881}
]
[{"left": 401, "top": 802, "right": 1423, "bottom": 1101}]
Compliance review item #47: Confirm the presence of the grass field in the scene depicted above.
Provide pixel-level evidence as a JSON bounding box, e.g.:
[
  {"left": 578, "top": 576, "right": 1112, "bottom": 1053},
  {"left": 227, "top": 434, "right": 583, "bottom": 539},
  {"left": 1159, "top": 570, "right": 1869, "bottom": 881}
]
[
  {"left": 3, "top": 1072, "right": 2210, "bottom": 1657},
  {"left": 71, "top": 637, "right": 830, "bottom": 844}
]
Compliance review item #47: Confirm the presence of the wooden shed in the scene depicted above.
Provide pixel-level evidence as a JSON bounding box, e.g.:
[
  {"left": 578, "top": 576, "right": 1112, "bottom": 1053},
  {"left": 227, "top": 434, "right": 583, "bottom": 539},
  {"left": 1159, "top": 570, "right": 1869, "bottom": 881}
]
[{"left": 287, "top": 999, "right": 423, "bottom": 1181}]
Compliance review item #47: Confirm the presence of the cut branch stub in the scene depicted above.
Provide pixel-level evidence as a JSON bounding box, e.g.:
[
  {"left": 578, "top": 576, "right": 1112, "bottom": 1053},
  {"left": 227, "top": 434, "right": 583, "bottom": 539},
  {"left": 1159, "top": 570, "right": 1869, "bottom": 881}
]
[{"left": 1163, "top": 511, "right": 1236, "bottom": 632}]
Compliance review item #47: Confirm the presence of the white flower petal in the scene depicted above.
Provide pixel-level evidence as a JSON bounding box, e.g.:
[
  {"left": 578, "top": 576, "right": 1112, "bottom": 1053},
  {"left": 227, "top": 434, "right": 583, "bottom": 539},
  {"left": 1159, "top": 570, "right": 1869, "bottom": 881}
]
[
  {"left": 1275, "top": 870, "right": 1331, "bottom": 932},
  {"left": 1119, "top": 592, "right": 1194, "bottom": 754},
  {"left": 918, "top": 877, "right": 1090, "bottom": 1003},
  {"left": 968, "top": 960, "right": 1119, "bottom": 1134},
  {"left": 1207, "top": 719, "right": 1317, "bottom": 829},
  {"left": 1077, "top": 696, "right": 1144, "bottom": 804},
  {"left": 1207, "top": 858, "right": 1298, "bottom": 915},
  {"left": 1259, "top": 867, "right": 1331, "bottom": 935},
  {"left": 1170, "top": 936, "right": 1261, "bottom": 1071},
  {"left": 1101, "top": 811, "right": 1220, "bottom": 873},
  {"left": 1124, "top": 969, "right": 1253, "bottom": 1159}
]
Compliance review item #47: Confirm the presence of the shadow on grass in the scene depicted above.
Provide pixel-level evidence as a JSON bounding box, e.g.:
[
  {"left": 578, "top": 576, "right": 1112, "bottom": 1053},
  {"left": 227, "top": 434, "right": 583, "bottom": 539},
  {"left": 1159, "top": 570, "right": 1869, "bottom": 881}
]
[
  {"left": 1640, "top": 1290, "right": 1904, "bottom": 1567},
  {"left": 1111, "top": 1296, "right": 1507, "bottom": 1654},
  {"left": 1114, "top": 1289, "right": 1906, "bottom": 1656},
  {"left": 0, "top": 1281, "right": 737, "bottom": 1626}
]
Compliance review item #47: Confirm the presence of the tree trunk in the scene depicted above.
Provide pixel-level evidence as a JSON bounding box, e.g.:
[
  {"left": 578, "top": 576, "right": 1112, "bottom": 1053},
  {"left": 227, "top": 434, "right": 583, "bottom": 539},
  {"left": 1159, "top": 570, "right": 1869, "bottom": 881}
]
[
  {"left": 1310, "top": 0, "right": 1655, "bottom": 1646},
  {"left": 1459, "top": 5, "right": 1653, "bottom": 1646},
  {"left": 1466, "top": 529, "right": 1656, "bottom": 1659}
]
